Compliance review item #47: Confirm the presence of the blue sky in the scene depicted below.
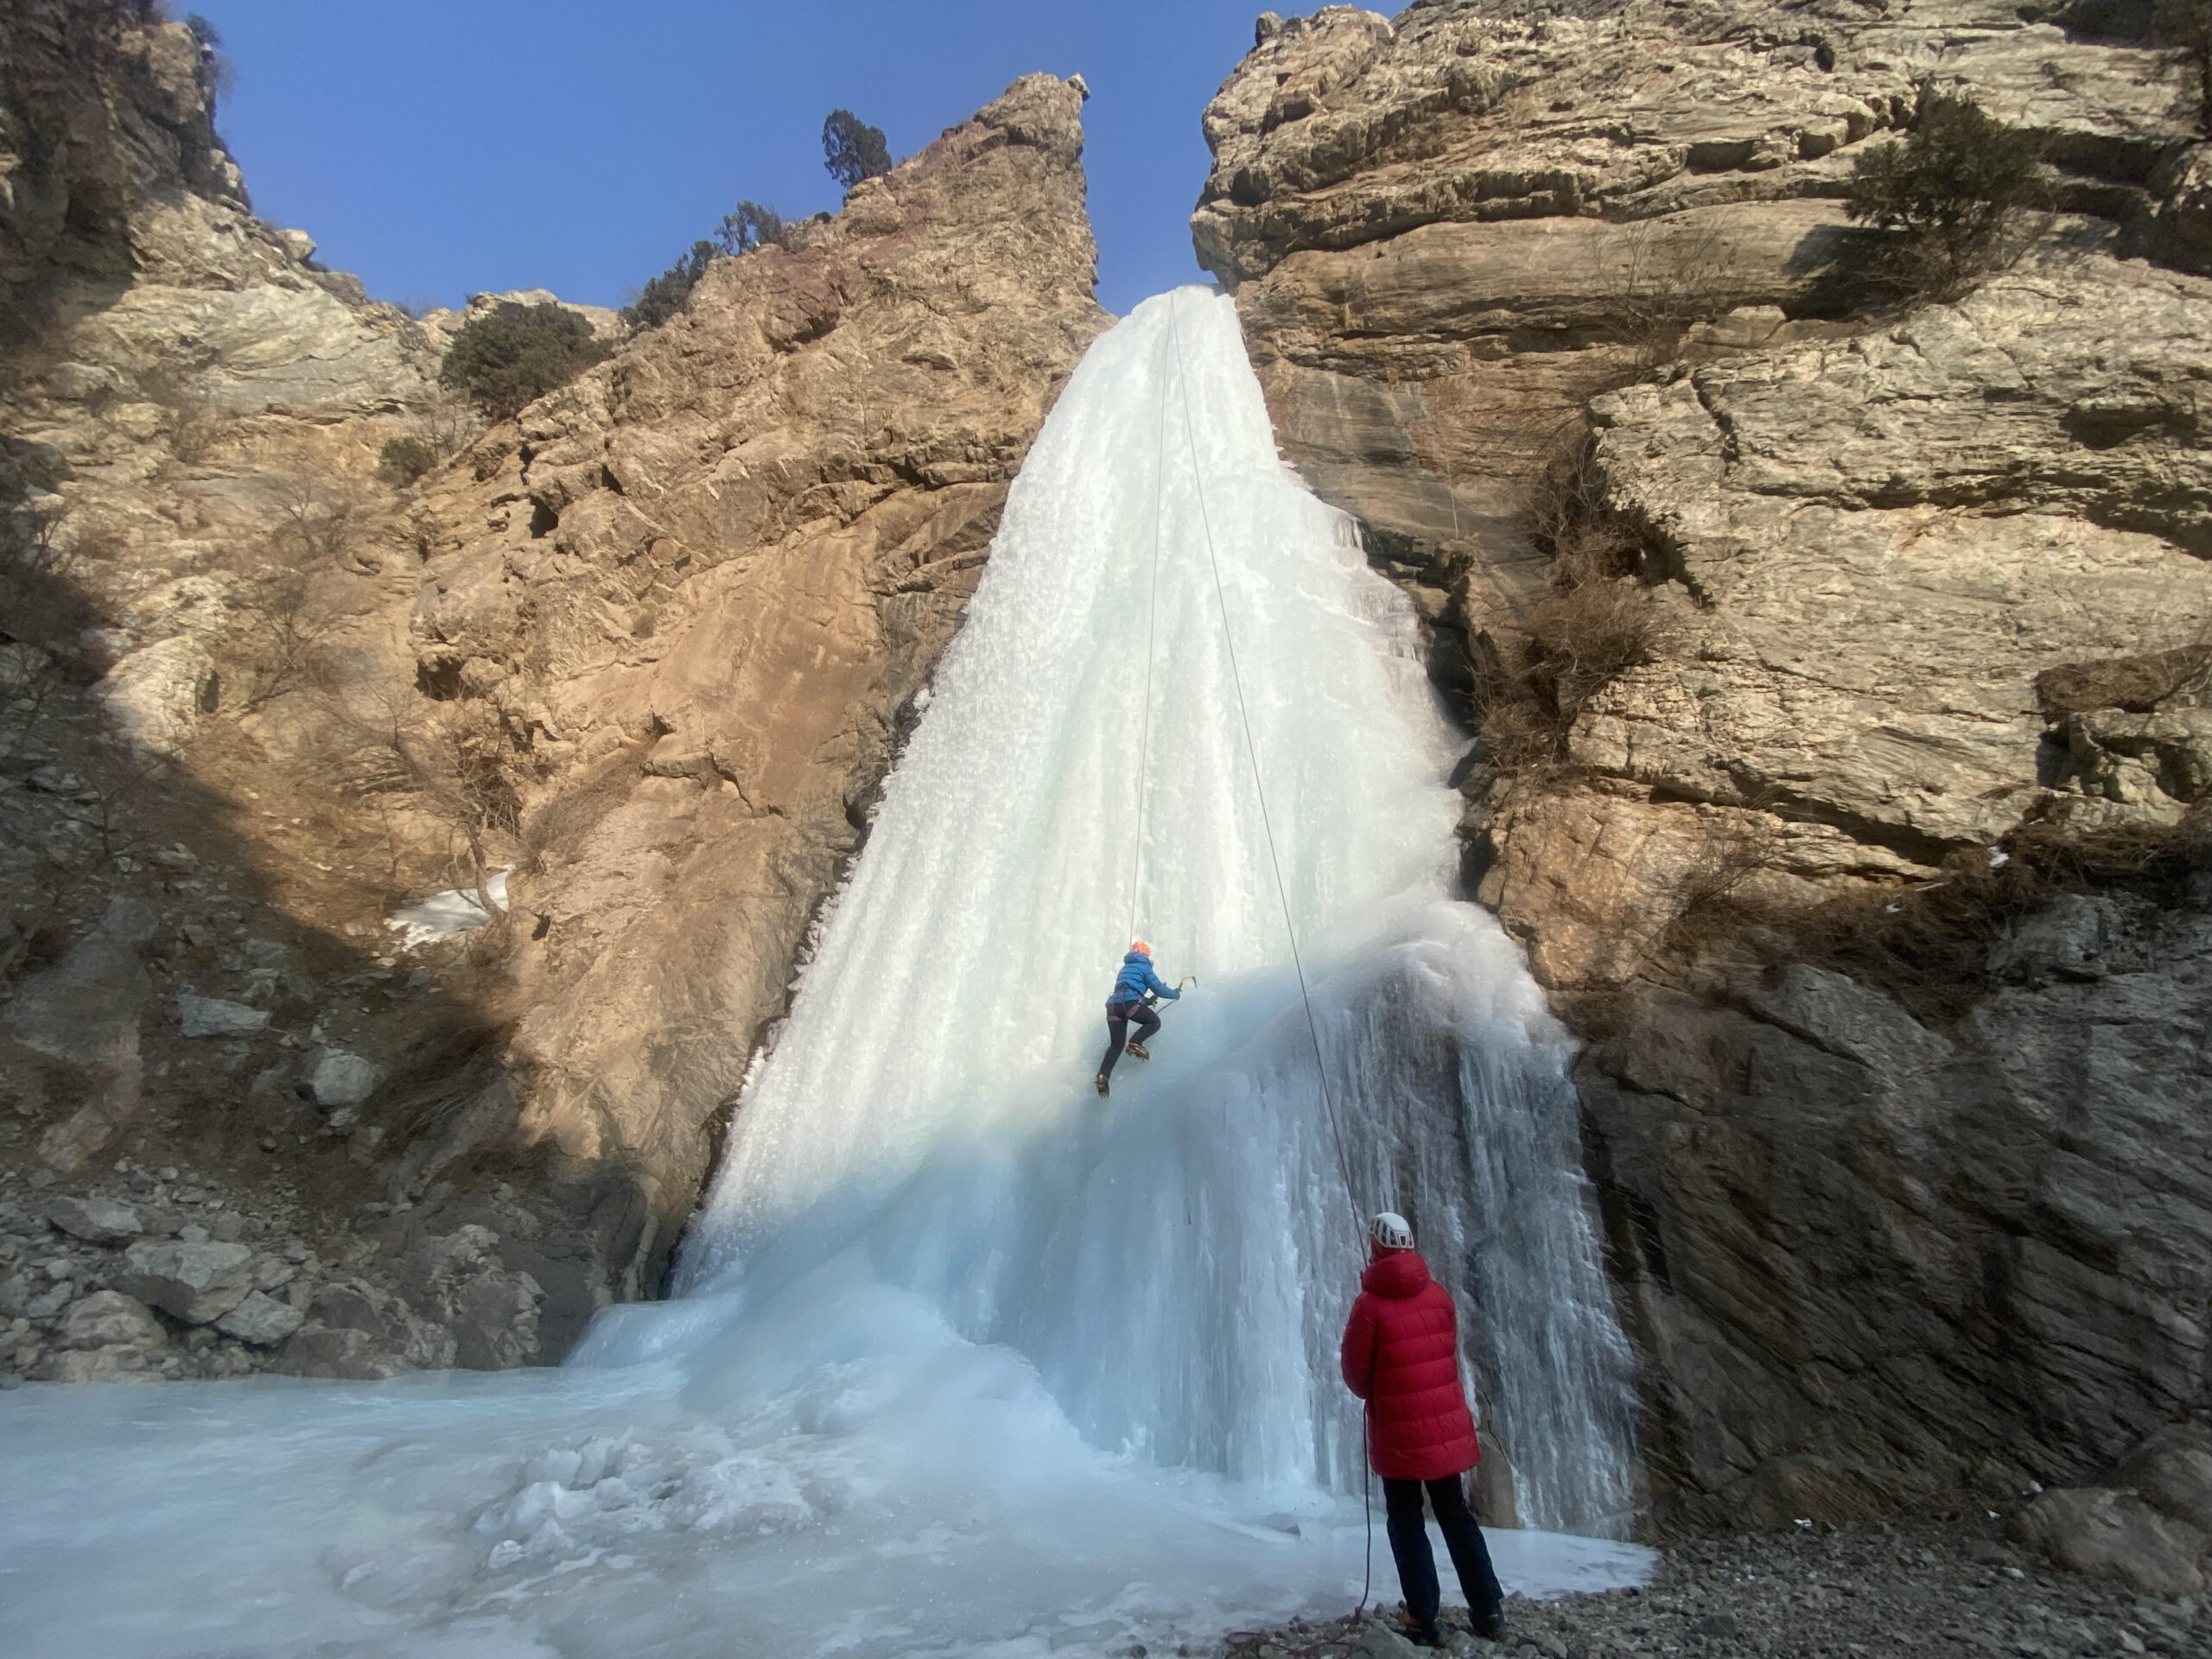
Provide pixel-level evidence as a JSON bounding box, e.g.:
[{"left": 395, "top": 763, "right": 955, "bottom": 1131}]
[{"left": 188, "top": 1, "right": 1302, "bottom": 318}]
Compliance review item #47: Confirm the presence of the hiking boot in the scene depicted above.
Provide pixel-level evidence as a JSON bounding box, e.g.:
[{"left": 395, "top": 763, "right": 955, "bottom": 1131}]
[
  {"left": 1471, "top": 1606, "right": 1507, "bottom": 1642},
  {"left": 1124, "top": 1040, "right": 1150, "bottom": 1060},
  {"left": 1095, "top": 1073, "right": 1110, "bottom": 1096},
  {"left": 1395, "top": 1611, "right": 1445, "bottom": 1649}
]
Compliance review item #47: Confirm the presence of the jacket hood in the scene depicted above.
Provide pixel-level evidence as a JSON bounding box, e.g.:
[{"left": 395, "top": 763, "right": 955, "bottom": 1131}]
[
  {"left": 1361, "top": 1248, "right": 1432, "bottom": 1300},
  {"left": 1123, "top": 950, "right": 1150, "bottom": 965}
]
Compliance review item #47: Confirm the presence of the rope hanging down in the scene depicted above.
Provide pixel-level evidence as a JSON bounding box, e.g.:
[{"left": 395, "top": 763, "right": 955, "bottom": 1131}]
[
  {"left": 1162, "top": 294, "right": 1365, "bottom": 1237},
  {"left": 1125, "top": 341, "right": 1172, "bottom": 946},
  {"left": 1163, "top": 295, "right": 1380, "bottom": 1616}
]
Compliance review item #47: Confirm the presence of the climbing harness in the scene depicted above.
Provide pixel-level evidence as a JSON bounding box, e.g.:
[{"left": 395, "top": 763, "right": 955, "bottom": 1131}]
[{"left": 1160, "top": 291, "right": 1377, "bottom": 1617}]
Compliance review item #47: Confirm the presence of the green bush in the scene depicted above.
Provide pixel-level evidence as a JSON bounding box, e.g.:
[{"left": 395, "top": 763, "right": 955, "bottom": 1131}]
[
  {"left": 622, "top": 241, "right": 714, "bottom": 330},
  {"left": 623, "top": 201, "right": 791, "bottom": 331},
  {"left": 715, "top": 200, "right": 790, "bottom": 255},
  {"left": 1846, "top": 86, "right": 2042, "bottom": 300},
  {"left": 2158, "top": 0, "right": 2212, "bottom": 135},
  {"left": 379, "top": 435, "right": 438, "bottom": 486},
  {"left": 823, "top": 110, "right": 893, "bottom": 189},
  {"left": 438, "top": 301, "right": 612, "bottom": 421}
]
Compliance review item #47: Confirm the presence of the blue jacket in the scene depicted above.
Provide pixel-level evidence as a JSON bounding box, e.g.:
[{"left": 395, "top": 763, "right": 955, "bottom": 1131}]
[{"left": 1109, "top": 952, "right": 1178, "bottom": 1007}]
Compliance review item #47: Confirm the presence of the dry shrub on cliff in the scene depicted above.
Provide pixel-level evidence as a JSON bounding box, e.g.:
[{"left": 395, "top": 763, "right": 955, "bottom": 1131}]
[
  {"left": 378, "top": 435, "right": 437, "bottom": 486},
  {"left": 1611, "top": 218, "right": 1746, "bottom": 372},
  {"left": 1477, "top": 429, "right": 1667, "bottom": 767},
  {"left": 1655, "top": 810, "right": 1784, "bottom": 962},
  {"left": 338, "top": 694, "right": 524, "bottom": 923},
  {"left": 208, "top": 478, "right": 365, "bottom": 709},
  {"left": 516, "top": 745, "right": 643, "bottom": 876},
  {"left": 0, "top": 500, "right": 87, "bottom": 663},
  {"left": 231, "top": 563, "right": 341, "bottom": 711},
  {"left": 137, "top": 365, "right": 223, "bottom": 465},
  {"left": 1847, "top": 86, "right": 2043, "bottom": 301}
]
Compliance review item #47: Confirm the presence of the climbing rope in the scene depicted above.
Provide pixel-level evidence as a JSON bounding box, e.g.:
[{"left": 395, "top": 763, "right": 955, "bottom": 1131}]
[
  {"left": 1124, "top": 338, "right": 1173, "bottom": 947},
  {"left": 1163, "top": 291, "right": 1376, "bottom": 1618},
  {"left": 1165, "top": 293, "right": 1364, "bottom": 1236}
]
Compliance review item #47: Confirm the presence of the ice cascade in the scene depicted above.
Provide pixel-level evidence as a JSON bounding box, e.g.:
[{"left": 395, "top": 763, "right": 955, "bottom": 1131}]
[{"left": 0, "top": 290, "right": 1644, "bottom": 1659}]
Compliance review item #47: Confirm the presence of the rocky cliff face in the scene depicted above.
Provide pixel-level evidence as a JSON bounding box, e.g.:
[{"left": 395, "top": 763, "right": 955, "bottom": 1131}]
[
  {"left": 0, "top": 0, "right": 1103, "bottom": 1383},
  {"left": 394, "top": 73, "right": 1108, "bottom": 1322},
  {"left": 1202, "top": 0, "right": 2212, "bottom": 1542}
]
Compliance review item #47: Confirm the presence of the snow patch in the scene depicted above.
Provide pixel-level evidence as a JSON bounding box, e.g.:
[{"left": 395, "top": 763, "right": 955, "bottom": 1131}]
[{"left": 389, "top": 870, "right": 510, "bottom": 948}]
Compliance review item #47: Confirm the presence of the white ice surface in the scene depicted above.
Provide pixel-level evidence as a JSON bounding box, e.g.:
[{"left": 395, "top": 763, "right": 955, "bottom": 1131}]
[
  {"left": 0, "top": 1361, "right": 1647, "bottom": 1659},
  {"left": 0, "top": 292, "right": 1651, "bottom": 1659},
  {"left": 388, "top": 869, "right": 510, "bottom": 949}
]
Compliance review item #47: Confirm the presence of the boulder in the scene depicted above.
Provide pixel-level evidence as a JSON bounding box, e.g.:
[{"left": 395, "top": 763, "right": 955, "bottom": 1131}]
[
  {"left": 214, "top": 1290, "right": 304, "bottom": 1347},
  {"left": 115, "top": 1239, "right": 255, "bottom": 1324},
  {"left": 398, "top": 1224, "right": 543, "bottom": 1370},
  {"left": 176, "top": 995, "right": 270, "bottom": 1039},
  {"left": 2010, "top": 1486, "right": 2209, "bottom": 1595},
  {"left": 2116, "top": 1425, "right": 2212, "bottom": 1534},
  {"left": 54, "top": 1289, "right": 166, "bottom": 1351},
  {"left": 94, "top": 634, "right": 219, "bottom": 756},
  {"left": 3, "top": 898, "right": 157, "bottom": 1065},
  {"left": 45, "top": 1195, "right": 143, "bottom": 1244},
  {"left": 273, "top": 1277, "right": 454, "bottom": 1379},
  {"left": 42, "top": 1346, "right": 162, "bottom": 1384},
  {"left": 275, "top": 1325, "right": 409, "bottom": 1382},
  {"left": 3, "top": 897, "right": 156, "bottom": 1172},
  {"left": 1350, "top": 1620, "right": 1421, "bottom": 1659},
  {"left": 298, "top": 1048, "right": 380, "bottom": 1109}
]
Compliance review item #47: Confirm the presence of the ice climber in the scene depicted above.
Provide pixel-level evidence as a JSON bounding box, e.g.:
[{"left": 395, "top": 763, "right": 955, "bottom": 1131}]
[
  {"left": 1340, "top": 1211, "right": 1508, "bottom": 1649},
  {"left": 1094, "top": 940, "right": 1180, "bottom": 1096}
]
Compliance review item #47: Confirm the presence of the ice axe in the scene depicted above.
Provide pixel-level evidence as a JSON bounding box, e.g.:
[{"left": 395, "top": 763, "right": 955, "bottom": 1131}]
[{"left": 1143, "top": 974, "right": 1197, "bottom": 1007}]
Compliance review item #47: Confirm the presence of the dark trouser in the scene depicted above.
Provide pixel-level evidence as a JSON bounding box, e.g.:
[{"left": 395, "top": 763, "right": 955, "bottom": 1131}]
[
  {"left": 1096, "top": 998, "right": 1160, "bottom": 1078},
  {"left": 1383, "top": 1474, "right": 1503, "bottom": 1630}
]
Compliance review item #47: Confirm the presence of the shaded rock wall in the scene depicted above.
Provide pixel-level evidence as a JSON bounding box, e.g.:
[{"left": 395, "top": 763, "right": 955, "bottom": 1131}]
[
  {"left": 1202, "top": 0, "right": 2212, "bottom": 1523},
  {"left": 1, "top": 0, "right": 1104, "bottom": 1376}
]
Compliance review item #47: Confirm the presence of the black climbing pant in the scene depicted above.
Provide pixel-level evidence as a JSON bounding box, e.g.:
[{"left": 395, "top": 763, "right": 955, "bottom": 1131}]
[
  {"left": 1382, "top": 1473, "right": 1503, "bottom": 1630},
  {"left": 1096, "top": 998, "right": 1160, "bottom": 1079}
]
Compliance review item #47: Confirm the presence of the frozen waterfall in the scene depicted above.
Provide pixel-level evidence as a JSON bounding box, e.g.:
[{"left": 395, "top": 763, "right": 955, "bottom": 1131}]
[{"left": 0, "top": 289, "right": 1646, "bottom": 1659}]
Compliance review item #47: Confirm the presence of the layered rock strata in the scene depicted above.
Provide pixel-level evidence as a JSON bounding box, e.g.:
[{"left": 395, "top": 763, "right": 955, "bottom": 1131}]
[{"left": 1201, "top": 0, "right": 2212, "bottom": 1533}]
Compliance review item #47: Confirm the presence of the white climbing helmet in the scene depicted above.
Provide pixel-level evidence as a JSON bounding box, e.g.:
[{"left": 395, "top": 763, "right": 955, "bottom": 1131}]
[{"left": 1370, "top": 1211, "right": 1414, "bottom": 1251}]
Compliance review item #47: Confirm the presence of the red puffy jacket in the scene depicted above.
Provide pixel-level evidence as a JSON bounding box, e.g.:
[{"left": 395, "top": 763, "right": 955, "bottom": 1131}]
[{"left": 1338, "top": 1247, "right": 1480, "bottom": 1481}]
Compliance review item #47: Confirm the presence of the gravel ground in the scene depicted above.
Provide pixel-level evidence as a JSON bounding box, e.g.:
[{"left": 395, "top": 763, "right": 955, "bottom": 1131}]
[{"left": 1211, "top": 1522, "right": 2207, "bottom": 1659}]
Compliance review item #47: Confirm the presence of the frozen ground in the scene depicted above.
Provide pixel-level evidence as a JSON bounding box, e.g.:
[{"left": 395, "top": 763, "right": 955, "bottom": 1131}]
[{"left": 0, "top": 1354, "right": 1649, "bottom": 1659}]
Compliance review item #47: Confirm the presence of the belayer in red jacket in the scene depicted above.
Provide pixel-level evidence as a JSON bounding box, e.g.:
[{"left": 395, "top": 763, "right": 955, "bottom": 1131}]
[{"left": 1339, "top": 1211, "right": 1507, "bottom": 1647}]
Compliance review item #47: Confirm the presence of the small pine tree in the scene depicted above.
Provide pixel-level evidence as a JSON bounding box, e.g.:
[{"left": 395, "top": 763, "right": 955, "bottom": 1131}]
[
  {"left": 183, "top": 11, "right": 235, "bottom": 100},
  {"left": 439, "top": 302, "right": 612, "bottom": 420},
  {"left": 822, "top": 110, "right": 893, "bottom": 189},
  {"left": 714, "top": 200, "right": 790, "bottom": 256},
  {"left": 1846, "top": 86, "right": 2041, "bottom": 300},
  {"left": 621, "top": 241, "right": 715, "bottom": 330},
  {"left": 2158, "top": 0, "right": 2212, "bottom": 136}
]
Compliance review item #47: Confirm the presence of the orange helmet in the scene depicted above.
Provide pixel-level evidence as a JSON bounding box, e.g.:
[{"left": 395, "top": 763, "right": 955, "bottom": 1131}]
[{"left": 1129, "top": 939, "right": 1152, "bottom": 957}]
